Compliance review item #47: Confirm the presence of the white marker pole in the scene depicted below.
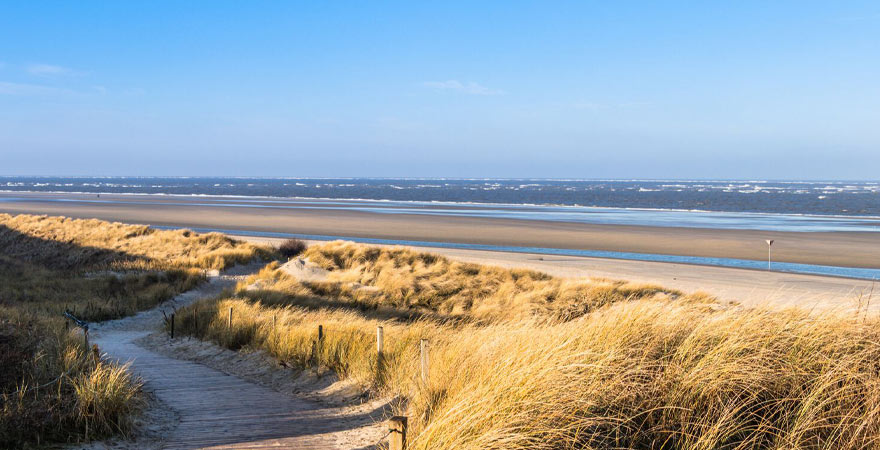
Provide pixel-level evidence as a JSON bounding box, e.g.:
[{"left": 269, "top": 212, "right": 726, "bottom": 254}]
[{"left": 765, "top": 239, "right": 774, "bottom": 270}]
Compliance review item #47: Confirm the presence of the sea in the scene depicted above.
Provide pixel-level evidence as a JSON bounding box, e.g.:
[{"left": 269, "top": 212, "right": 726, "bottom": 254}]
[{"left": 2, "top": 177, "right": 879, "bottom": 215}]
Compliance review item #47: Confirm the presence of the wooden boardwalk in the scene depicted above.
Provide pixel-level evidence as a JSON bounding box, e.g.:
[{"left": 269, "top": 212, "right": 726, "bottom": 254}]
[
  {"left": 92, "top": 268, "right": 382, "bottom": 450},
  {"left": 97, "top": 331, "right": 376, "bottom": 449}
]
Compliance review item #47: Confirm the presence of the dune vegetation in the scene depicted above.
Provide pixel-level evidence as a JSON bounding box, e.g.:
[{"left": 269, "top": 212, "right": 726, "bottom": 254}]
[
  {"left": 173, "top": 240, "right": 880, "bottom": 449},
  {"left": 295, "top": 240, "right": 679, "bottom": 321},
  {"left": 0, "top": 214, "right": 274, "bottom": 448}
]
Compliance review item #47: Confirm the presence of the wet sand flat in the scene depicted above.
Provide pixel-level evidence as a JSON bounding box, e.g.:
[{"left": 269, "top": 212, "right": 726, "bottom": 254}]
[{"left": 1, "top": 191, "right": 879, "bottom": 269}]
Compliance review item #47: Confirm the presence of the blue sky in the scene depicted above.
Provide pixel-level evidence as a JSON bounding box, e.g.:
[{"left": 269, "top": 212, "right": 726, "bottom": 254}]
[{"left": 1, "top": 1, "right": 878, "bottom": 179}]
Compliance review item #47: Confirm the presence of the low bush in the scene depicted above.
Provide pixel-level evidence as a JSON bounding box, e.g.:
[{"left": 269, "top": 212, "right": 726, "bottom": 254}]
[{"left": 278, "top": 239, "right": 307, "bottom": 259}]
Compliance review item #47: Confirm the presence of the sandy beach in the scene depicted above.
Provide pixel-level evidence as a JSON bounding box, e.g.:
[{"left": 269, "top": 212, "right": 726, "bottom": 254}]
[{"left": 1, "top": 191, "right": 878, "bottom": 269}]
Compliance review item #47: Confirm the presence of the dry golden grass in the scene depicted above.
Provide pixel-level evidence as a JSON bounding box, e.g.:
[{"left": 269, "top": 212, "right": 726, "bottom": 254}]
[
  {"left": 0, "top": 214, "right": 274, "bottom": 448},
  {"left": 0, "top": 213, "right": 274, "bottom": 271},
  {"left": 0, "top": 312, "right": 144, "bottom": 447},
  {"left": 299, "top": 240, "right": 679, "bottom": 321},
  {"left": 178, "top": 294, "right": 880, "bottom": 449},
  {"left": 175, "top": 241, "right": 880, "bottom": 449}
]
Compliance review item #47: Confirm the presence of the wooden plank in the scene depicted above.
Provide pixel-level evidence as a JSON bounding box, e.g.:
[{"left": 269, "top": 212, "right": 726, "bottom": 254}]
[{"left": 95, "top": 330, "right": 369, "bottom": 449}]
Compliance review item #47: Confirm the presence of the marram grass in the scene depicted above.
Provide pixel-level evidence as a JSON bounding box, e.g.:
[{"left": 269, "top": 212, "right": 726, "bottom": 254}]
[
  {"left": 288, "top": 240, "right": 681, "bottom": 321},
  {"left": 176, "top": 241, "right": 880, "bottom": 449},
  {"left": 0, "top": 214, "right": 274, "bottom": 448}
]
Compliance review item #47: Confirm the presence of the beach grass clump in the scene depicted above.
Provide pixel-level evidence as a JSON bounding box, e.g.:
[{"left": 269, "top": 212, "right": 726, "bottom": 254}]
[
  {"left": 0, "top": 213, "right": 274, "bottom": 447},
  {"left": 0, "top": 254, "right": 202, "bottom": 322},
  {"left": 175, "top": 292, "right": 880, "bottom": 449},
  {"left": 293, "top": 240, "right": 679, "bottom": 320},
  {"left": 0, "top": 311, "right": 143, "bottom": 446},
  {"left": 0, "top": 213, "right": 275, "bottom": 271}
]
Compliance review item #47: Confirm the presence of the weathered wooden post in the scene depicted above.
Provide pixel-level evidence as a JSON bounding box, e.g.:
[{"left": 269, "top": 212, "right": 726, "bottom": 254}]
[
  {"left": 376, "top": 326, "right": 385, "bottom": 376},
  {"left": 377, "top": 326, "right": 384, "bottom": 355},
  {"left": 227, "top": 306, "right": 233, "bottom": 328},
  {"left": 170, "top": 313, "right": 175, "bottom": 339},
  {"left": 420, "top": 339, "right": 429, "bottom": 385},
  {"left": 318, "top": 324, "right": 324, "bottom": 341},
  {"left": 388, "top": 416, "right": 407, "bottom": 450}
]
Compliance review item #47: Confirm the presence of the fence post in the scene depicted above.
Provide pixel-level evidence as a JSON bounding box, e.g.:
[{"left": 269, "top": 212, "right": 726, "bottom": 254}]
[
  {"left": 377, "top": 326, "right": 384, "bottom": 355},
  {"left": 376, "top": 326, "right": 385, "bottom": 375},
  {"left": 170, "top": 313, "right": 175, "bottom": 339},
  {"left": 228, "top": 306, "right": 233, "bottom": 328},
  {"left": 318, "top": 324, "right": 323, "bottom": 342},
  {"left": 420, "top": 339, "right": 429, "bottom": 385},
  {"left": 388, "top": 416, "right": 407, "bottom": 450}
]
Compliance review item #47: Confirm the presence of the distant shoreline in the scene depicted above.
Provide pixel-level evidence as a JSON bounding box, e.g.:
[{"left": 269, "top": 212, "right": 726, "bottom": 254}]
[
  {"left": 2, "top": 191, "right": 880, "bottom": 270},
  {"left": 4, "top": 188, "right": 880, "bottom": 220},
  {"left": 2, "top": 177, "right": 879, "bottom": 217},
  {"left": 2, "top": 190, "right": 880, "bottom": 233}
]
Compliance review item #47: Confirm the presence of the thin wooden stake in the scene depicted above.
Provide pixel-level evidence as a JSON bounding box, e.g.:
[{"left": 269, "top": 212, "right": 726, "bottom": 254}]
[
  {"left": 318, "top": 324, "right": 323, "bottom": 341},
  {"left": 420, "top": 339, "right": 429, "bottom": 385},
  {"left": 388, "top": 416, "right": 407, "bottom": 450},
  {"left": 170, "top": 313, "right": 175, "bottom": 339},
  {"left": 228, "top": 306, "right": 233, "bottom": 328},
  {"left": 376, "top": 326, "right": 385, "bottom": 376},
  {"left": 377, "top": 326, "right": 384, "bottom": 355}
]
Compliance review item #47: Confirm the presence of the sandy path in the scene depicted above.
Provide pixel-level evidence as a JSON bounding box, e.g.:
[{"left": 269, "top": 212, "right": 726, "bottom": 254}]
[{"left": 89, "top": 265, "right": 384, "bottom": 450}]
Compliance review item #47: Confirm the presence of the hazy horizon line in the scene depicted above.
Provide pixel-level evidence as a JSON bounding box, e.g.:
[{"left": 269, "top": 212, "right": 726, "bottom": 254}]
[{"left": 1, "top": 175, "right": 878, "bottom": 183}]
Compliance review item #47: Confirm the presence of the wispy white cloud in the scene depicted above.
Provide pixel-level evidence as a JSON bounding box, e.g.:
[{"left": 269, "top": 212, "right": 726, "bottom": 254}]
[
  {"left": 422, "top": 80, "right": 504, "bottom": 96},
  {"left": 26, "top": 63, "right": 78, "bottom": 76},
  {"left": 0, "top": 81, "right": 75, "bottom": 96}
]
